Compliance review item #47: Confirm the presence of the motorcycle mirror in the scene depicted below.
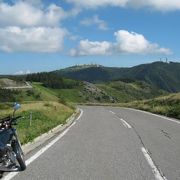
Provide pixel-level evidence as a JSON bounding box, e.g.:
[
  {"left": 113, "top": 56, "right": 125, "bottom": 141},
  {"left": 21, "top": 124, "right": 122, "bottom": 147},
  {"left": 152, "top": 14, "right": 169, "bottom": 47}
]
[{"left": 13, "top": 102, "right": 21, "bottom": 111}]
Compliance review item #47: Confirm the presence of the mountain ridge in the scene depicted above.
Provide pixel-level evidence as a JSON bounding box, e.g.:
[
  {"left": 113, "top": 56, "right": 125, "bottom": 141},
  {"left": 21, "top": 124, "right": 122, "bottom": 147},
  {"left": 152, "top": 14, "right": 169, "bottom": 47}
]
[{"left": 54, "top": 61, "right": 180, "bottom": 92}]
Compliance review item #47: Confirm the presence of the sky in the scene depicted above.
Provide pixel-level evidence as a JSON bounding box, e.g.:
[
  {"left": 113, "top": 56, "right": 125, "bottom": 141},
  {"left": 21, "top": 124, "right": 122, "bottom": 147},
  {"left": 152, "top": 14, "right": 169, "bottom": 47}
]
[{"left": 0, "top": 0, "right": 180, "bottom": 74}]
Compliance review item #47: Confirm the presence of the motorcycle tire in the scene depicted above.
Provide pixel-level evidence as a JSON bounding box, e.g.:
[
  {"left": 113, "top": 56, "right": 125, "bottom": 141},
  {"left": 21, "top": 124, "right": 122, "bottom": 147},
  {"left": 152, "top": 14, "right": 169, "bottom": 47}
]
[{"left": 12, "top": 140, "right": 26, "bottom": 171}]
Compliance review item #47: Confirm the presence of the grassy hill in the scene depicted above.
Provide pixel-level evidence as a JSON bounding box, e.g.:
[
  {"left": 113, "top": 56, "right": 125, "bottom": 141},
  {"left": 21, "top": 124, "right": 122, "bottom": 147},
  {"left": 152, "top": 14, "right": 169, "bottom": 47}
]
[
  {"left": 0, "top": 78, "right": 114, "bottom": 104},
  {"left": 97, "top": 80, "right": 167, "bottom": 103},
  {"left": 0, "top": 76, "right": 167, "bottom": 104},
  {"left": 55, "top": 61, "right": 180, "bottom": 92},
  {"left": 30, "top": 81, "right": 167, "bottom": 104},
  {"left": 32, "top": 82, "right": 115, "bottom": 103},
  {"left": 1, "top": 76, "right": 179, "bottom": 120}
]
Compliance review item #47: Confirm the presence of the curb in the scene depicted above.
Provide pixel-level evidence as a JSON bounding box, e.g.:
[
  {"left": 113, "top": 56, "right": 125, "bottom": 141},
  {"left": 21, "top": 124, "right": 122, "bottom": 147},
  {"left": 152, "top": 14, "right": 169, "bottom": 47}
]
[{"left": 22, "top": 108, "right": 80, "bottom": 155}]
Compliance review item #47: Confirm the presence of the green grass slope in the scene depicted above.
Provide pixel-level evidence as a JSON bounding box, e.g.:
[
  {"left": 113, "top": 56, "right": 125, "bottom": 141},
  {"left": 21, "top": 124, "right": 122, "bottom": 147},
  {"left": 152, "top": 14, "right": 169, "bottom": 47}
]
[
  {"left": 0, "top": 80, "right": 75, "bottom": 144},
  {"left": 97, "top": 80, "right": 167, "bottom": 103},
  {"left": 0, "top": 102, "right": 74, "bottom": 144},
  {"left": 0, "top": 76, "right": 167, "bottom": 104},
  {"left": 121, "top": 93, "right": 180, "bottom": 120},
  {"left": 33, "top": 82, "right": 114, "bottom": 103}
]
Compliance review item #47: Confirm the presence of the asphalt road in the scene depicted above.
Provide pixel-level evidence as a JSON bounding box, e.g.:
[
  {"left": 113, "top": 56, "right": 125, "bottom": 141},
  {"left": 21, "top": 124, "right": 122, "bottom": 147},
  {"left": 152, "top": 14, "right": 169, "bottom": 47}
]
[{"left": 3, "top": 106, "right": 180, "bottom": 180}]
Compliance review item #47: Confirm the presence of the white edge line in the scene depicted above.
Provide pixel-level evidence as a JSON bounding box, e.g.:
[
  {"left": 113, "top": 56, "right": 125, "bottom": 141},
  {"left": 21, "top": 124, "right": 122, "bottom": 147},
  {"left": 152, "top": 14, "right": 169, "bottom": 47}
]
[
  {"left": 125, "top": 108, "right": 180, "bottom": 125},
  {"left": 141, "top": 147, "right": 166, "bottom": 180},
  {"left": 3, "top": 110, "right": 84, "bottom": 180},
  {"left": 76, "top": 109, "right": 83, "bottom": 120},
  {"left": 120, "top": 118, "right": 132, "bottom": 129},
  {"left": 109, "top": 111, "right": 115, "bottom": 114}
]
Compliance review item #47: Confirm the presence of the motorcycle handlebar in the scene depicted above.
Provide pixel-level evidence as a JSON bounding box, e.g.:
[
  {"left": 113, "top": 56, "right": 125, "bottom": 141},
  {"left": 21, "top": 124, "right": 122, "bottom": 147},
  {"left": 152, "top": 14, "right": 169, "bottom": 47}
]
[
  {"left": 0, "top": 116, "right": 22, "bottom": 125},
  {"left": 11, "top": 116, "right": 22, "bottom": 122}
]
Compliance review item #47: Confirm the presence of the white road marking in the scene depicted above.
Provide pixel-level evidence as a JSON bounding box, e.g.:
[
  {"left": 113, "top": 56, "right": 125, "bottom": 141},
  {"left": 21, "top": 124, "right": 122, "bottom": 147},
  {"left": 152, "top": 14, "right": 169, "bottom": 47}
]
[
  {"left": 125, "top": 108, "right": 180, "bottom": 125},
  {"left": 109, "top": 111, "right": 115, "bottom": 114},
  {"left": 109, "top": 110, "right": 132, "bottom": 128},
  {"left": 141, "top": 147, "right": 167, "bottom": 180},
  {"left": 120, "top": 118, "right": 132, "bottom": 129},
  {"left": 122, "top": 122, "right": 128, "bottom": 128},
  {"left": 2, "top": 110, "right": 84, "bottom": 180},
  {"left": 77, "top": 109, "right": 83, "bottom": 120}
]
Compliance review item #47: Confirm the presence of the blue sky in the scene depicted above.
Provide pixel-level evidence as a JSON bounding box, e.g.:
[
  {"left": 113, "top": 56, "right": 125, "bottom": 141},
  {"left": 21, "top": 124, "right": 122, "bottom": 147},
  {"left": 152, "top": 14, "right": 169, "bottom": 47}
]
[{"left": 0, "top": 0, "right": 180, "bottom": 74}]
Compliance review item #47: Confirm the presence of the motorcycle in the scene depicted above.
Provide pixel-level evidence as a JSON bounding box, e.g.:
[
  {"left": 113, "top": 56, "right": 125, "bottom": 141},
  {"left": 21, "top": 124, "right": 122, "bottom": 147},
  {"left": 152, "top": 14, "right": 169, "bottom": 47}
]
[{"left": 0, "top": 103, "right": 26, "bottom": 172}]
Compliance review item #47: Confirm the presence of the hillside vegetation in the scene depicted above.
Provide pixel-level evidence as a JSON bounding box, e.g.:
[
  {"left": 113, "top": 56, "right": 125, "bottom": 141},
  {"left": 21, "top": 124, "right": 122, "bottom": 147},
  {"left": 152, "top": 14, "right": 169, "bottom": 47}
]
[
  {"left": 97, "top": 80, "right": 167, "bottom": 102},
  {"left": 0, "top": 75, "right": 167, "bottom": 104},
  {"left": 32, "top": 82, "right": 114, "bottom": 103},
  {"left": 55, "top": 61, "right": 180, "bottom": 92},
  {"left": 0, "top": 78, "right": 26, "bottom": 87},
  {"left": 1, "top": 61, "right": 179, "bottom": 121},
  {"left": 121, "top": 93, "right": 180, "bottom": 120}
]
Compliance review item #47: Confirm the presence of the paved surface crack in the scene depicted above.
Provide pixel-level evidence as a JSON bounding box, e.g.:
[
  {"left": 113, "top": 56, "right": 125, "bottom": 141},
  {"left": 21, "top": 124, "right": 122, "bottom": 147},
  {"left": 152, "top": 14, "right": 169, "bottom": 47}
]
[
  {"left": 111, "top": 112, "right": 167, "bottom": 180},
  {"left": 160, "top": 129, "right": 171, "bottom": 140},
  {"left": 127, "top": 122, "right": 167, "bottom": 180}
]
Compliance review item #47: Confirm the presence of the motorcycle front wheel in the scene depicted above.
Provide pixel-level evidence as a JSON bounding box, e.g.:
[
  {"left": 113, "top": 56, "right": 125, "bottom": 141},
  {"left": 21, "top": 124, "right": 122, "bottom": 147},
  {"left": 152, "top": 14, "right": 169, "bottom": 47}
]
[{"left": 12, "top": 140, "right": 26, "bottom": 171}]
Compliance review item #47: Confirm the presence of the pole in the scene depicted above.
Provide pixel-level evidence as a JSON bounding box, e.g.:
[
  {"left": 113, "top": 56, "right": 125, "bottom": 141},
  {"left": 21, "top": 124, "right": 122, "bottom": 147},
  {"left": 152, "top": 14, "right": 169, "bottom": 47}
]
[{"left": 29, "top": 112, "right": 32, "bottom": 126}]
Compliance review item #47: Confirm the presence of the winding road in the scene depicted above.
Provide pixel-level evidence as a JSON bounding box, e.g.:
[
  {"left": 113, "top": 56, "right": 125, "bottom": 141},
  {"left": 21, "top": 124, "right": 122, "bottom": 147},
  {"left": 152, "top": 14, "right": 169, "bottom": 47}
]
[{"left": 3, "top": 106, "right": 180, "bottom": 180}]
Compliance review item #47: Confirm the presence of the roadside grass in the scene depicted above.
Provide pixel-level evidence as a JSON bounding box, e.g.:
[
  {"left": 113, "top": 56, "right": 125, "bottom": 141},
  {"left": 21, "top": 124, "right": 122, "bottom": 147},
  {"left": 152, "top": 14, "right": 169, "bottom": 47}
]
[
  {"left": 0, "top": 103, "right": 11, "bottom": 110},
  {"left": 0, "top": 102, "right": 74, "bottom": 144},
  {"left": 120, "top": 93, "right": 180, "bottom": 120},
  {"left": 0, "top": 81, "right": 76, "bottom": 145},
  {"left": 78, "top": 93, "right": 180, "bottom": 120}
]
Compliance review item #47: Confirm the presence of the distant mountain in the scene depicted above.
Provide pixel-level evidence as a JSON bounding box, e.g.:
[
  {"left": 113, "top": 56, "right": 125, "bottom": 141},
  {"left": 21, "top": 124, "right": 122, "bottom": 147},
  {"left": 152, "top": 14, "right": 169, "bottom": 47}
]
[{"left": 54, "top": 61, "right": 180, "bottom": 92}]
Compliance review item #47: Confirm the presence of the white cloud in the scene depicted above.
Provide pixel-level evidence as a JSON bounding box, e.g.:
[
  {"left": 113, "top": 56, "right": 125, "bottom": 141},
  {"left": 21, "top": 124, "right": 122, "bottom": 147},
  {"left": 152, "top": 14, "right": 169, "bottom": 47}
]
[
  {"left": 66, "top": 0, "right": 128, "bottom": 9},
  {"left": 114, "top": 30, "right": 171, "bottom": 54},
  {"left": 115, "top": 30, "right": 149, "bottom": 53},
  {"left": 0, "top": 2, "right": 68, "bottom": 27},
  {"left": 70, "top": 39, "right": 112, "bottom": 56},
  {"left": 0, "top": 26, "right": 67, "bottom": 53},
  {"left": 26, "top": 70, "right": 31, "bottom": 74},
  {"left": 0, "top": 2, "right": 40, "bottom": 27},
  {"left": 130, "top": 0, "right": 180, "bottom": 11},
  {"left": 21, "top": 0, "right": 43, "bottom": 7},
  {"left": 15, "top": 70, "right": 31, "bottom": 75},
  {"left": 80, "top": 15, "right": 108, "bottom": 30},
  {"left": 70, "top": 30, "right": 171, "bottom": 56},
  {"left": 66, "top": 0, "right": 180, "bottom": 11},
  {"left": 15, "top": 70, "right": 24, "bottom": 75},
  {"left": 0, "top": 1, "right": 81, "bottom": 53}
]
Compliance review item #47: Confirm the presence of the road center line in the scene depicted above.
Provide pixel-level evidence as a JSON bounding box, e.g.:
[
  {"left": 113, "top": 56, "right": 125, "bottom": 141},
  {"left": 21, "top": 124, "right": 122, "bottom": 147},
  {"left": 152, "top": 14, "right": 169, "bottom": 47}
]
[
  {"left": 141, "top": 147, "right": 167, "bottom": 180},
  {"left": 109, "top": 110, "right": 132, "bottom": 129},
  {"left": 120, "top": 118, "right": 132, "bottom": 129},
  {"left": 109, "top": 111, "right": 115, "bottom": 114},
  {"left": 2, "top": 110, "right": 83, "bottom": 180}
]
